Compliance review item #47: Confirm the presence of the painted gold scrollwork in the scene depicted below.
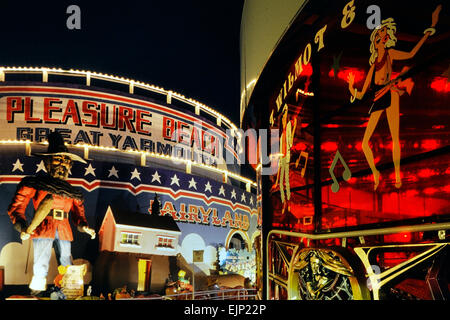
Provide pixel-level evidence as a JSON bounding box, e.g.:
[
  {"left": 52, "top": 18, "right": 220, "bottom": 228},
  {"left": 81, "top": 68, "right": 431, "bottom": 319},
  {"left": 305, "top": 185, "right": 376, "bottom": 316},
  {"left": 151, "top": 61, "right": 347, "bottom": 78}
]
[{"left": 291, "top": 248, "right": 365, "bottom": 300}]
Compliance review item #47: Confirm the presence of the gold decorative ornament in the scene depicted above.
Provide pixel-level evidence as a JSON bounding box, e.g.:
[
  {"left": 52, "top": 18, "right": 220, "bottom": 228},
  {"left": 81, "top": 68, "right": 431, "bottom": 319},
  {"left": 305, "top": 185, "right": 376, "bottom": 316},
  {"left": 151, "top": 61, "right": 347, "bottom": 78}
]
[{"left": 423, "top": 27, "right": 436, "bottom": 36}]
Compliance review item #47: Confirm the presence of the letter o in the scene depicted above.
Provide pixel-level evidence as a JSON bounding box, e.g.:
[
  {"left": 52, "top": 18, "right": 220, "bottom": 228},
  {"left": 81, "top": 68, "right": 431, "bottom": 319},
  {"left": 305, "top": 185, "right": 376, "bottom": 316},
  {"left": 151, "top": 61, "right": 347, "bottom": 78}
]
[{"left": 303, "top": 43, "right": 312, "bottom": 66}]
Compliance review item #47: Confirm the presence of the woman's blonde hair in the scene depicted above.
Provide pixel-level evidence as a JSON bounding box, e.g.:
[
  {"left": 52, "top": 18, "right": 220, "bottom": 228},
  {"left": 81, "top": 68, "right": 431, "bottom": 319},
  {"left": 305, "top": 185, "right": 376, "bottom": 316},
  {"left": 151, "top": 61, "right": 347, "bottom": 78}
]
[{"left": 369, "top": 18, "right": 397, "bottom": 65}]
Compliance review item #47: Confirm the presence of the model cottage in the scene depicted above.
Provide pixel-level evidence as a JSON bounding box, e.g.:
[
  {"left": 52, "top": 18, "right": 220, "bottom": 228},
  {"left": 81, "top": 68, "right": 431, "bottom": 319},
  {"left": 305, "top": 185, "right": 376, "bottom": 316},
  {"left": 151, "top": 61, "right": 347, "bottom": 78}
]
[{"left": 93, "top": 202, "right": 181, "bottom": 295}]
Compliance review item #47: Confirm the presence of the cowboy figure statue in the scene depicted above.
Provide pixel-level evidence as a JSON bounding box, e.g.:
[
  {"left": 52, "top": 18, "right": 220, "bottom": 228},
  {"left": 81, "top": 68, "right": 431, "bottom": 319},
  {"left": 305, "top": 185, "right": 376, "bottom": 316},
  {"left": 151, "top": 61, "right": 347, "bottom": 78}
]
[{"left": 7, "top": 131, "right": 96, "bottom": 295}]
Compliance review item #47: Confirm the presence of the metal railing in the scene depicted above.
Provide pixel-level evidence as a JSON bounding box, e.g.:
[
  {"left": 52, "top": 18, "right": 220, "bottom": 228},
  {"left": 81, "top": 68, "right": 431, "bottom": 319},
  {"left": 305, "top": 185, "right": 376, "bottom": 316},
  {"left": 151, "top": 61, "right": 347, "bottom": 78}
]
[
  {"left": 116, "top": 288, "right": 258, "bottom": 300},
  {"left": 266, "top": 221, "right": 450, "bottom": 298}
]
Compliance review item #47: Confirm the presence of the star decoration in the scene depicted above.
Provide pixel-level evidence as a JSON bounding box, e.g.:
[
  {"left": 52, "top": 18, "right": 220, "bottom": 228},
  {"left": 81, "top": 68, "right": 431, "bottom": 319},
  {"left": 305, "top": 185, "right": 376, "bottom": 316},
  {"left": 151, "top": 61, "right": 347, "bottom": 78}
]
[
  {"left": 241, "top": 193, "right": 246, "bottom": 203},
  {"left": 204, "top": 181, "right": 212, "bottom": 193},
  {"left": 170, "top": 174, "right": 180, "bottom": 186},
  {"left": 108, "top": 166, "right": 119, "bottom": 178},
  {"left": 130, "top": 168, "right": 141, "bottom": 181},
  {"left": 250, "top": 196, "right": 254, "bottom": 205},
  {"left": 12, "top": 159, "right": 24, "bottom": 172},
  {"left": 230, "top": 189, "right": 237, "bottom": 199},
  {"left": 84, "top": 163, "right": 96, "bottom": 177},
  {"left": 218, "top": 185, "right": 226, "bottom": 197},
  {"left": 151, "top": 171, "right": 161, "bottom": 184},
  {"left": 188, "top": 178, "right": 197, "bottom": 190},
  {"left": 36, "top": 160, "right": 47, "bottom": 173}
]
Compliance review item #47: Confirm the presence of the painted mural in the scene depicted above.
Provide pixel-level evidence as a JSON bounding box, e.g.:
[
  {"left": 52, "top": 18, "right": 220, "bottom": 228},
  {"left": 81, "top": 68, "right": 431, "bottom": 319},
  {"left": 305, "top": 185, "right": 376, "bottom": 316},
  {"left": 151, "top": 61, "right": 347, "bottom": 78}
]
[{"left": 0, "top": 85, "right": 259, "bottom": 293}]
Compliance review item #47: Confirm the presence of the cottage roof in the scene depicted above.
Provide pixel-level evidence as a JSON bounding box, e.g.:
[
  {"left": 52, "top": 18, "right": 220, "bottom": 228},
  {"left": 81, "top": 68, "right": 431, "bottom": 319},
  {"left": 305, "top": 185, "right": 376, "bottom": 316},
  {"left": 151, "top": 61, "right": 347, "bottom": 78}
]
[{"left": 110, "top": 204, "right": 180, "bottom": 233}]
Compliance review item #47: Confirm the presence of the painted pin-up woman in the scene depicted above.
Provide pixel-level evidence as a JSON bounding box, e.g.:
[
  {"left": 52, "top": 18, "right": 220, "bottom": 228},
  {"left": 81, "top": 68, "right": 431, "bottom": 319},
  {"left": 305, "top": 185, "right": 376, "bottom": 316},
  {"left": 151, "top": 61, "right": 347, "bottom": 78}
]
[{"left": 347, "top": 5, "right": 441, "bottom": 190}]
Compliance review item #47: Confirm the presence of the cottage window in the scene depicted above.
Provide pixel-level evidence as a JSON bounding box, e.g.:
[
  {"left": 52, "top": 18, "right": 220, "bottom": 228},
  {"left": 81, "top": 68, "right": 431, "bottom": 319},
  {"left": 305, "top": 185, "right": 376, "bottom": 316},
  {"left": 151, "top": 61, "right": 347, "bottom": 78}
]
[
  {"left": 156, "top": 236, "right": 175, "bottom": 249},
  {"left": 120, "top": 232, "right": 140, "bottom": 246}
]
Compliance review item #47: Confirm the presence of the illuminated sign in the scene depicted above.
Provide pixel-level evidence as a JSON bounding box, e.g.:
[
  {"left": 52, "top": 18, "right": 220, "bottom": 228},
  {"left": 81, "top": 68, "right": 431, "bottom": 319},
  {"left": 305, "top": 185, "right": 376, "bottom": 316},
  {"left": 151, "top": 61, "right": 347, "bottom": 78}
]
[
  {"left": 258, "top": 0, "right": 449, "bottom": 232},
  {"left": 0, "top": 86, "right": 239, "bottom": 168}
]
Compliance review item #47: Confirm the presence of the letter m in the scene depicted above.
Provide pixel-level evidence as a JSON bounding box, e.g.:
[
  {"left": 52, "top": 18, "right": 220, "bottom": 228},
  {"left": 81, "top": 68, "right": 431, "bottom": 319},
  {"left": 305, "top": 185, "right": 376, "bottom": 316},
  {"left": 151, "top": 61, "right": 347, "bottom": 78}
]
[{"left": 235, "top": 128, "right": 258, "bottom": 166}]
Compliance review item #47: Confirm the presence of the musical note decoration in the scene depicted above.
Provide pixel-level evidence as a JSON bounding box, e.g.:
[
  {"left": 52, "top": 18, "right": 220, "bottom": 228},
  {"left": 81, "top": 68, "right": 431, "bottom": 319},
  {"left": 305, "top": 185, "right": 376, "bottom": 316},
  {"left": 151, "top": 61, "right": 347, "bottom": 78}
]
[
  {"left": 331, "top": 51, "right": 344, "bottom": 79},
  {"left": 329, "top": 150, "right": 351, "bottom": 193},
  {"left": 295, "top": 151, "right": 309, "bottom": 177}
]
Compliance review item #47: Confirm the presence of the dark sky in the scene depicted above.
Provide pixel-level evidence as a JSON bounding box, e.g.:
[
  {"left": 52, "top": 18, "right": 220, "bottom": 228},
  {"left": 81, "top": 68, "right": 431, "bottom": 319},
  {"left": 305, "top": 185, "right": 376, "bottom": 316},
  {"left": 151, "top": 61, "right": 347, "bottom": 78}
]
[{"left": 0, "top": 0, "right": 244, "bottom": 125}]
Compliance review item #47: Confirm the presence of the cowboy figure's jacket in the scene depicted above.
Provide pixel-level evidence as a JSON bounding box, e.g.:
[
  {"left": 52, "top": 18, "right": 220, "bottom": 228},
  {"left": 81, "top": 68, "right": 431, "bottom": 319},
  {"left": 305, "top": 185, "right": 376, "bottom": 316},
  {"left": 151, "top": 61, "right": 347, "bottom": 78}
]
[{"left": 7, "top": 174, "right": 88, "bottom": 241}]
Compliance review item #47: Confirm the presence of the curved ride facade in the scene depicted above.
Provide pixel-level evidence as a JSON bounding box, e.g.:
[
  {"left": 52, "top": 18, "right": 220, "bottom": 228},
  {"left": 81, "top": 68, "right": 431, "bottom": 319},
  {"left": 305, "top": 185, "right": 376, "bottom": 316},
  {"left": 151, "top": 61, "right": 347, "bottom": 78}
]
[{"left": 0, "top": 67, "right": 259, "bottom": 294}]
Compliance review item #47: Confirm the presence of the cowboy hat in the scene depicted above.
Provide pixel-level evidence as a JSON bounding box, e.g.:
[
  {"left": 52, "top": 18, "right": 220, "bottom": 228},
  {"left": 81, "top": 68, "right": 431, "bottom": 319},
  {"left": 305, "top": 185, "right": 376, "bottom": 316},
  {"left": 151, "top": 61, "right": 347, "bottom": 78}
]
[{"left": 33, "top": 131, "right": 87, "bottom": 163}]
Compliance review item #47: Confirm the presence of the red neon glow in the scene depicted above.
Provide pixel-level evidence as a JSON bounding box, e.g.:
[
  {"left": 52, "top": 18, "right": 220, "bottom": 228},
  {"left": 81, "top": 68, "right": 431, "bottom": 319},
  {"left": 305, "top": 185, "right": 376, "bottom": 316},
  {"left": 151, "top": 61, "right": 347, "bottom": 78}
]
[
  {"left": 289, "top": 203, "right": 314, "bottom": 219},
  {"left": 423, "top": 187, "right": 438, "bottom": 195},
  {"left": 386, "top": 141, "right": 393, "bottom": 150},
  {"left": 390, "top": 71, "right": 401, "bottom": 81},
  {"left": 328, "top": 67, "right": 365, "bottom": 83},
  {"left": 321, "top": 141, "right": 338, "bottom": 152},
  {"left": 430, "top": 77, "right": 450, "bottom": 93},
  {"left": 292, "top": 142, "right": 308, "bottom": 152},
  {"left": 384, "top": 233, "right": 412, "bottom": 243},
  {"left": 322, "top": 124, "right": 341, "bottom": 128},
  {"left": 380, "top": 252, "right": 409, "bottom": 268},
  {"left": 421, "top": 139, "right": 440, "bottom": 150},
  {"left": 389, "top": 171, "right": 404, "bottom": 181},
  {"left": 405, "top": 190, "right": 419, "bottom": 197},
  {"left": 300, "top": 63, "right": 313, "bottom": 77},
  {"left": 417, "top": 168, "right": 436, "bottom": 178}
]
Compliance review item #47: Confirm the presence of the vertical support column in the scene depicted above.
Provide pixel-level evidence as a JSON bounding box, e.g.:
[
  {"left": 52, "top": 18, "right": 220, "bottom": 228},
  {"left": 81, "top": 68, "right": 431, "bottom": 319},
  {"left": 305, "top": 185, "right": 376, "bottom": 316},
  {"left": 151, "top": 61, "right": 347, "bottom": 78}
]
[
  {"left": 140, "top": 152, "right": 146, "bottom": 167},
  {"left": 25, "top": 140, "right": 31, "bottom": 156},
  {"left": 129, "top": 80, "right": 134, "bottom": 94},
  {"left": 312, "top": 47, "right": 322, "bottom": 233},
  {"left": 186, "top": 160, "right": 191, "bottom": 174},
  {"left": 83, "top": 145, "right": 89, "bottom": 160},
  {"left": 261, "top": 103, "right": 272, "bottom": 300},
  {"left": 42, "top": 69, "right": 48, "bottom": 82},
  {"left": 195, "top": 103, "right": 200, "bottom": 115}
]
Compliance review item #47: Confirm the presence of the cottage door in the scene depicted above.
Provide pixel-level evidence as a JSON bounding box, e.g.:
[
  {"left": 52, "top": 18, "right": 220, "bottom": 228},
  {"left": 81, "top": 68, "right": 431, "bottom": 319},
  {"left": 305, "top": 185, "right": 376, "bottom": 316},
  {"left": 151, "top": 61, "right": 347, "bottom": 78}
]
[{"left": 137, "top": 259, "right": 152, "bottom": 292}]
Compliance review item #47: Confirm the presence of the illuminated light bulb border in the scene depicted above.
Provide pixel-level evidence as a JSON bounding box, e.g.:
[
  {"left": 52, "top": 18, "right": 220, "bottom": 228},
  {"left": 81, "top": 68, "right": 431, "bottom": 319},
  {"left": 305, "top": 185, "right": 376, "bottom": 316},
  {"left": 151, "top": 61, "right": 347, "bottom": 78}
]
[
  {"left": 0, "top": 140, "right": 256, "bottom": 188},
  {"left": 296, "top": 88, "right": 314, "bottom": 97},
  {"left": 0, "top": 66, "right": 239, "bottom": 133}
]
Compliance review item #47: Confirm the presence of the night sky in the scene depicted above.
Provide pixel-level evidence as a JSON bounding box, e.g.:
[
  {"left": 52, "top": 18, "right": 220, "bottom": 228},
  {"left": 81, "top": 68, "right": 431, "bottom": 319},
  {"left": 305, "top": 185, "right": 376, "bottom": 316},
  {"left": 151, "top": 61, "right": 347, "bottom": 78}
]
[{"left": 0, "top": 0, "right": 244, "bottom": 125}]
